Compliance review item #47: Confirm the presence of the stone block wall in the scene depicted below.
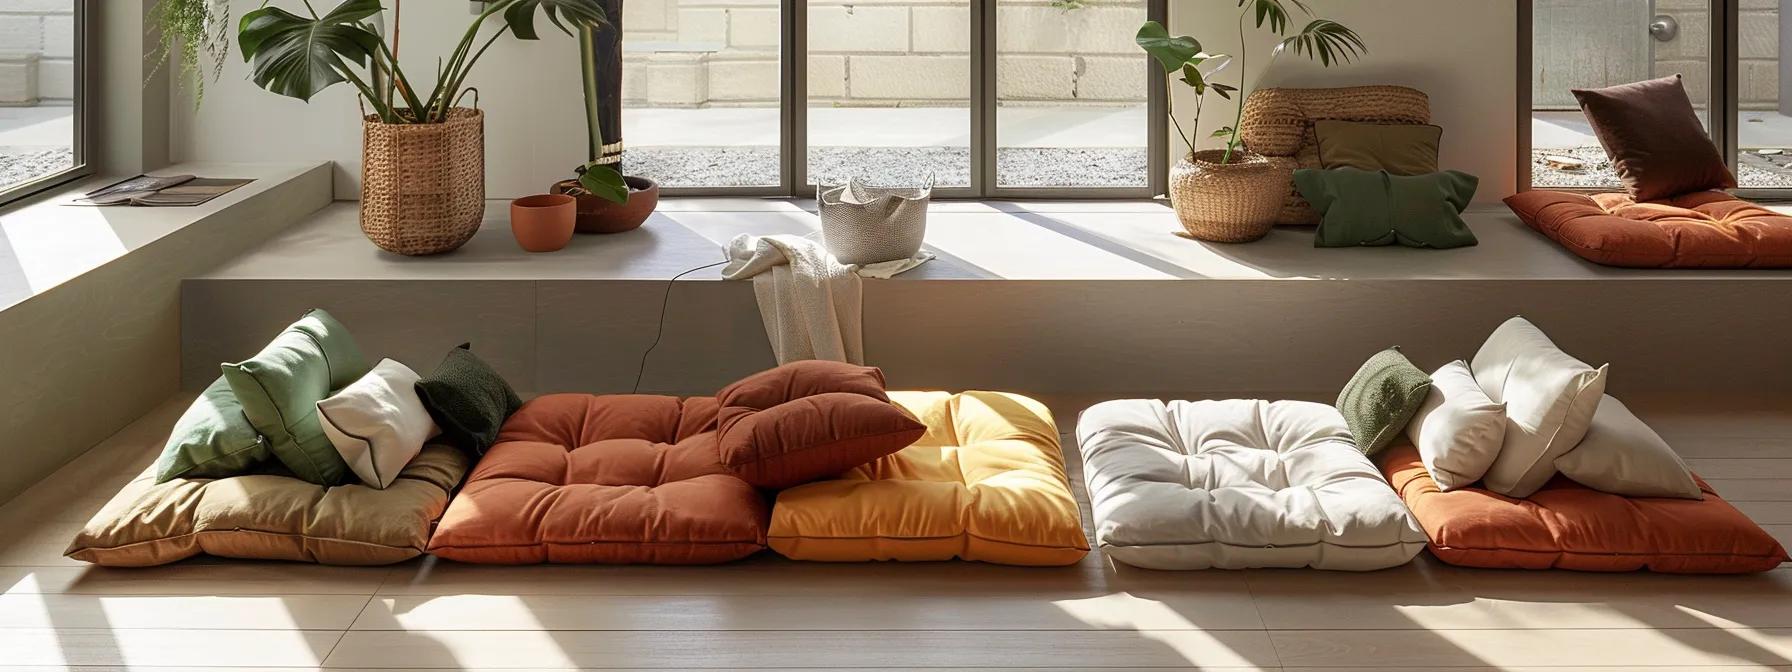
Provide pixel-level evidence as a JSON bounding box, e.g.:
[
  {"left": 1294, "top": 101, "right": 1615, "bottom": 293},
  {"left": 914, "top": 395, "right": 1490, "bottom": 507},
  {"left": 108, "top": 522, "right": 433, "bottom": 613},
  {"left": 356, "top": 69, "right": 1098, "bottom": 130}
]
[
  {"left": 1654, "top": 0, "right": 1779, "bottom": 110},
  {"left": 0, "top": 1, "right": 74, "bottom": 106},
  {"left": 621, "top": 0, "right": 1148, "bottom": 108}
]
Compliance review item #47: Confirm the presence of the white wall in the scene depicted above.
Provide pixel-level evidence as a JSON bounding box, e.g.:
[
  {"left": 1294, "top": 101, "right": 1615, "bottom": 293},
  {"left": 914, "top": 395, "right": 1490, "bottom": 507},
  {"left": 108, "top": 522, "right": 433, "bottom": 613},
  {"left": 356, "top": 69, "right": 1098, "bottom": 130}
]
[
  {"left": 1168, "top": 0, "right": 1519, "bottom": 202},
  {"left": 175, "top": 0, "right": 1521, "bottom": 201}
]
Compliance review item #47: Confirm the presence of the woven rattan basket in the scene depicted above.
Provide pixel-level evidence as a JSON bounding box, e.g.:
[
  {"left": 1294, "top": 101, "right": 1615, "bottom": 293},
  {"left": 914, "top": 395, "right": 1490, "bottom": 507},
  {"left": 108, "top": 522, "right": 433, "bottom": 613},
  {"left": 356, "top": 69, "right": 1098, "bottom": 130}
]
[
  {"left": 1168, "top": 149, "right": 1287, "bottom": 243},
  {"left": 360, "top": 108, "right": 485, "bottom": 256}
]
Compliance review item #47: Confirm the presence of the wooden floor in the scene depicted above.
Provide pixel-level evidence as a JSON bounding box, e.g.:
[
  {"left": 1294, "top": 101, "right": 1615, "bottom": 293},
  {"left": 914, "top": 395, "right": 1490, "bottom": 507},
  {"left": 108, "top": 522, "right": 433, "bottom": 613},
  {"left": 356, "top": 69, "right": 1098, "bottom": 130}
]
[{"left": 2, "top": 394, "right": 1790, "bottom": 670}]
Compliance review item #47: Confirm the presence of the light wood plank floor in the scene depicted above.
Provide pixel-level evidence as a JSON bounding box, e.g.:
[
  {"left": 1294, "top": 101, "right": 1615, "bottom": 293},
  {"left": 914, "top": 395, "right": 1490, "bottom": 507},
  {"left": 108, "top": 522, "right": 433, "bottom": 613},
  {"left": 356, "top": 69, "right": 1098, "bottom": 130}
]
[{"left": 1, "top": 394, "right": 1788, "bottom": 670}]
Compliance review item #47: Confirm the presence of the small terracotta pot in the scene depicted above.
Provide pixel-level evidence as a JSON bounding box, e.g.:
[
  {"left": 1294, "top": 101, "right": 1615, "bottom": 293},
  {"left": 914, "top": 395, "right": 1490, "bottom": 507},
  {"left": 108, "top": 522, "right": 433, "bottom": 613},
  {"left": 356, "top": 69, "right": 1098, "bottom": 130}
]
[
  {"left": 510, "top": 194, "right": 577, "bottom": 253},
  {"left": 553, "top": 175, "right": 660, "bottom": 234}
]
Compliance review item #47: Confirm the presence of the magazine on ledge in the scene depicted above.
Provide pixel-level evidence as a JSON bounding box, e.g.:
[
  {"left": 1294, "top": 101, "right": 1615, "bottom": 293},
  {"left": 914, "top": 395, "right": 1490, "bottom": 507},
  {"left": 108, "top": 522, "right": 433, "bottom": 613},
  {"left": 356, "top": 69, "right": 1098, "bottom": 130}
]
[{"left": 73, "top": 174, "right": 254, "bottom": 207}]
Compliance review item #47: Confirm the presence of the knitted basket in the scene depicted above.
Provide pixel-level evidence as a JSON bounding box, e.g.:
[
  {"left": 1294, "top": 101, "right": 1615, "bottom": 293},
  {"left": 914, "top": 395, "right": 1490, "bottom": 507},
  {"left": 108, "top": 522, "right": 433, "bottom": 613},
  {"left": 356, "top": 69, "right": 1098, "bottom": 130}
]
[
  {"left": 360, "top": 108, "right": 486, "bottom": 256},
  {"left": 1238, "top": 86, "right": 1431, "bottom": 226},
  {"left": 817, "top": 176, "right": 930, "bottom": 265},
  {"left": 1168, "top": 150, "right": 1287, "bottom": 244}
]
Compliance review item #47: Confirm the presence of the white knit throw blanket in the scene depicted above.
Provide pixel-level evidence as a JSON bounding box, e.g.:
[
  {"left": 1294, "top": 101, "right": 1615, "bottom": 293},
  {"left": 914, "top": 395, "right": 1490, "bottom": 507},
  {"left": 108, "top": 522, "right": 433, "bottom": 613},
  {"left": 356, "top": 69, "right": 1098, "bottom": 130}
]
[{"left": 720, "top": 234, "right": 933, "bottom": 365}]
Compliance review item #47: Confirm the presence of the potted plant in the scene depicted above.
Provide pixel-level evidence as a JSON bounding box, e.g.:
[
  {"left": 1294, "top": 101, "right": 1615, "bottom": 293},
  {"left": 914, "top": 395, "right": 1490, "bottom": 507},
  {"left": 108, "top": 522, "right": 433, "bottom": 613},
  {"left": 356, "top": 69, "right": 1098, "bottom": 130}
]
[
  {"left": 549, "top": 2, "right": 658, "bottom": 234},
  {"left": 236, "top": 0, "right": 609, "bottom": 255},
  {"left": 148, "top": 0, "right": 231, "bottom": 105},
  {"left": 1139, "top": 0, "right": 1365, "bottom": 243}
]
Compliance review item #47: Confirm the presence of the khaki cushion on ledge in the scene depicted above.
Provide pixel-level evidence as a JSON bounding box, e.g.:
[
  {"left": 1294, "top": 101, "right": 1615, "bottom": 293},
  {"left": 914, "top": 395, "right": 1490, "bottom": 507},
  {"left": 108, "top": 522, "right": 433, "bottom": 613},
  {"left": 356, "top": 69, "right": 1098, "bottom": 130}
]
[{"left": 66, "top": 445, "right": 467, "bottom": 567}]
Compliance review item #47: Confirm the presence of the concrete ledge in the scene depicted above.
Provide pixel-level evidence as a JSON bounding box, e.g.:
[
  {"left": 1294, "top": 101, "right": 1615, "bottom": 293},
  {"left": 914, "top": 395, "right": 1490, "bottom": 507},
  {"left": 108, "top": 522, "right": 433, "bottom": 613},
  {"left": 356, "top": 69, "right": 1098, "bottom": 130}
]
[
  {"left": 180, "top": 198, "right": 1792, "bottom": 405},
  {"left": 0, "top": 162, "right": 331, "bottom": 505}
]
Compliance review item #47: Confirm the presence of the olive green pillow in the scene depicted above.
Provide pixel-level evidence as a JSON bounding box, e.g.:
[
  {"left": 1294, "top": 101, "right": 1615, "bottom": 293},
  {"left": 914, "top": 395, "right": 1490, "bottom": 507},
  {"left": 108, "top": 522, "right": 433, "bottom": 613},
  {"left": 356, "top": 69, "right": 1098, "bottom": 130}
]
[
  {"left": 153, "top": 376, "right": 270, "bottom": 483},
  {"left": 1315, "top": 120, "right": 1443, "bottom": 176},
  {"left": 220, "top": 309, "right": 371, "bottom": 486},
  {"left": 415, "top": 343, "right": 522, "bottom": 457},
  {"left": 1336, "top": 347, "right": 1433, "bottom": 455},
  {"left": 1294, "top": 168, "right": 1480, "bottom": 249}
]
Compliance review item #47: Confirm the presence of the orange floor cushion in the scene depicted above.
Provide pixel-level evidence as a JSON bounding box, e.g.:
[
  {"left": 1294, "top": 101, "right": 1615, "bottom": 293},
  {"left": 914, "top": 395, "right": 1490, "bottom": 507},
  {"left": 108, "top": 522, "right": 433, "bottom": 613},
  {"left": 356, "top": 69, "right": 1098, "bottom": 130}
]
[
  {"left": 768, "top": 391, "right": 1091, "bottom": 566},
  {"left": 1506, "top": 190, "right": 1792, "bottom": 268},
  {"left": 1380, "top": 444, "right": 1789, "bottom": 573},
  {"left": 427, "top": 361, "right": 925, "bottom": 565}
]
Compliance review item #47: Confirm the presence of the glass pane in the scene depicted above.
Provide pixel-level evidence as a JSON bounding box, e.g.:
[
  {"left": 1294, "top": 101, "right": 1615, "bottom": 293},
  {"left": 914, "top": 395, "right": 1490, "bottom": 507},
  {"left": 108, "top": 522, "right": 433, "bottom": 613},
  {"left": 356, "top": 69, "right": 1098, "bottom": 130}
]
[
  {"left": 1531, "top": 0, "right": 1710, "bottom": 191},
  {"left": 807, "top": 0, "right": 971, "bottom": 188},
  {"left": 0, "top": 0, "right": 77, "bottom": 193},
  {"left": 996, "top": 0, "right": 1149, "bottom": 190},
  {"left": 622, "top": 0, "right": 781, "bottom": 188},
  {"left": 1738, "top": 2, "right": 1789, "bottom": 188}
]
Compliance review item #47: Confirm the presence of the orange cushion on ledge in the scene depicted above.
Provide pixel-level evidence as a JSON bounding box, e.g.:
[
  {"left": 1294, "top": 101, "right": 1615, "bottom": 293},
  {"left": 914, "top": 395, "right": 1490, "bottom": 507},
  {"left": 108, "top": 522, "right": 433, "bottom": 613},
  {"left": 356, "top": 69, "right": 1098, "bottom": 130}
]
[
  {"left": 1506, "top": 190, "right": 1792, "bottom": 268},
  {"left": 1379, "top": 444, "right": 1788, "bottom": 573}
]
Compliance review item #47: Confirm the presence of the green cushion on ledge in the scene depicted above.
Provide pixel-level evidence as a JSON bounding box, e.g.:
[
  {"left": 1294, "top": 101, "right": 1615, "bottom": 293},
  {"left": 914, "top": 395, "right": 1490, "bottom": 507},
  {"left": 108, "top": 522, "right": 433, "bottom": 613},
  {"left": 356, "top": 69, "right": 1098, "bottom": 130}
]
[
  {"left": 1336, "top": 347, "right": 1433, "bottom": 455},
  {"left": 221, "top": 309, "right": 371, "bottom": 486},
  {"left": 1294, "top": 168, "right": 1480, "bottom": 250}
]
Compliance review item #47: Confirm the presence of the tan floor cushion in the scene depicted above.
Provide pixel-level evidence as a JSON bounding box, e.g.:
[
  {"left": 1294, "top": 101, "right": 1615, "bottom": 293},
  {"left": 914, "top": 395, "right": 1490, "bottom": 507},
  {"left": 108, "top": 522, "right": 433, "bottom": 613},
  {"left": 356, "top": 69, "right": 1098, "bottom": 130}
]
[{"left": 65, "top": 445, "right": 467, "bottom": 567}]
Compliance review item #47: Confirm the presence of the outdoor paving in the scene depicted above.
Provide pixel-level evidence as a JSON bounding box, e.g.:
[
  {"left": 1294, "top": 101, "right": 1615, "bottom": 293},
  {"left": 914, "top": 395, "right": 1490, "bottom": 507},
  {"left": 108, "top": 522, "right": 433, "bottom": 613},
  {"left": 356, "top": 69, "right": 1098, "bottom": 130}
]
[{"left": 0, "top": 105, "right": 75, "bottom": 191}]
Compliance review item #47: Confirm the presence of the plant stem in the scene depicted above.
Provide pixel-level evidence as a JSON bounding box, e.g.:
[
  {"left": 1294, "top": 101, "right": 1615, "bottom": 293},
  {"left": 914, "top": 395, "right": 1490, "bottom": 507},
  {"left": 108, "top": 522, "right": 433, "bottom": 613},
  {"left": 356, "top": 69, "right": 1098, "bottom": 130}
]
[
  {"left": 1223, "top": 5, "right": 1249, "bottom": 164},
  {"left": 373, "top": 39, "right": 425, "bottom": 117},
  {"left": 579, "top": 24, "right": 604, "bottom": 166},
  {"left": 1164, "top": 75, "right": 1193, "bottom": 155},
  {"left": 426, "top": 0, "right": 510, "bottom": 121}
]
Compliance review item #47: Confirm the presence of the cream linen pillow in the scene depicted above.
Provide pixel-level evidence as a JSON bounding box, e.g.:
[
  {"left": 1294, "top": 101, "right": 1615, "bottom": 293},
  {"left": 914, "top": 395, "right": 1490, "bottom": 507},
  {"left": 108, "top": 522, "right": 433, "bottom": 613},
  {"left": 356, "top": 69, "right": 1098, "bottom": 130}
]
[
  {"left": 1470, "top": 317, "right": 1608, "bottom": 498},
  {"left": 317, "top": 359, "right": 439, "bottom": 489},
  {"left": 1405, "top": 361, "right": 1506, "bottom": 491},
  {"left": 1555, "top": 395, "right": 1703, "bottom": 500}
]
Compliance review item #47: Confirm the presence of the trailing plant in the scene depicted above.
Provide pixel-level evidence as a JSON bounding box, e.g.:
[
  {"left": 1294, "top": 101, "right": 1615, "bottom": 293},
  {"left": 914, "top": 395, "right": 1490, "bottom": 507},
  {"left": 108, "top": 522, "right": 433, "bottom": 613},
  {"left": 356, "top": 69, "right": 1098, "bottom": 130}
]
[
  {"left": 237, "top": 0, "right": 609, "bottom": 126},
  {"left": 148, "top": 0, "right": 232, "bottom": 105},
  {"left": 1139, "top": 0, "right": 1366, "bottom": 164}
]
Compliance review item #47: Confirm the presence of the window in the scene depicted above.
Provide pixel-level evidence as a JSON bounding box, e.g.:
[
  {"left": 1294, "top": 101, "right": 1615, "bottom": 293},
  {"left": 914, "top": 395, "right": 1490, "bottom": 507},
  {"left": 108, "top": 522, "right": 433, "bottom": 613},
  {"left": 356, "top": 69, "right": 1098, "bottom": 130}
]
[
  {"left": 621, "top": 0, "right": 1164, "bottom": 197},
  {"left": 0, "top": 0, "right": 87, "bottom": 206},
  {"left": 1524, "top": 0, "right": 1788, "bottom": 197}
]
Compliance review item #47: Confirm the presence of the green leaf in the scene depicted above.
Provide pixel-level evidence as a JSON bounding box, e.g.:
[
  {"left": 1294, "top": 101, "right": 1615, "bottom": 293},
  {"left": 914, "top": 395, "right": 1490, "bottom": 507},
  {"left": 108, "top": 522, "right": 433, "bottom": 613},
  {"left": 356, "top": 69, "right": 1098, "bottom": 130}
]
[
  {"left": 1280, "top": 19, "right": 1367, "bottom": 67},
  {"left": 578, "top": 164, "right": 629, "bottom": 204},
  {"left": 1178, "top": 62, "right": 1206, "bottom": 94},
  {"left": 505, "top": 0, "right": 610, "bottom": 40},
  {"left": 1211, "top": 126, "right": 1237, "bottom": 139},
  {"left": 237, "top": 0, "right": 383, "bottom": 102},
  {"left": 1136, "top": 21, "right": 1202, "bottom": 74},
  {"left": 1211, "top": 83, "right": 1233, "bottom": 100}
]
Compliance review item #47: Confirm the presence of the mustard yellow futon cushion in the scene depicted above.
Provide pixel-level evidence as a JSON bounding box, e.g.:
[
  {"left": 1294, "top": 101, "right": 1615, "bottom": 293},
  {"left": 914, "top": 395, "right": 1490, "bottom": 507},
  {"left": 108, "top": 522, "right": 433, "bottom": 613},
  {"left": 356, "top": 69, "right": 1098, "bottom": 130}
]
[
  {"left": 66, "top": 445, "right": 467, "bottom": 567},
  {"left": 769, "top": 391, "right": 1090, "bottom": 566}
]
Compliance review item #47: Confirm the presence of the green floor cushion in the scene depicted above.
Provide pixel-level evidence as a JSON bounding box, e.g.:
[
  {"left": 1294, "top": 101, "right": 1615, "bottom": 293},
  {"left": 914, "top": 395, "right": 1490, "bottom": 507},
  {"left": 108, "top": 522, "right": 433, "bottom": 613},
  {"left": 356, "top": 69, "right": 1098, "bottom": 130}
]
[
  {"left": 221, "top": 309, "right": 371, "bottom": 485},
  {"left": 154, "top": 376, "right": 270, "bottom": 483}
]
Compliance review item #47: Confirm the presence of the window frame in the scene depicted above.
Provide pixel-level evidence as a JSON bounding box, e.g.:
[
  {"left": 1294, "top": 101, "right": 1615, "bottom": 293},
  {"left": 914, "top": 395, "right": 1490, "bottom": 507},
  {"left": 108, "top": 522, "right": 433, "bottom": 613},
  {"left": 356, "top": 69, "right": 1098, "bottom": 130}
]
[
  {"left": 1518, "top": 0, "right": 1785, "bottom": 200},
  {"left": 0, "top": 0, "right": 91, "bottom": 208},
  {"left": 654, "top": 0, "right": 1167, "bottom": 199}
]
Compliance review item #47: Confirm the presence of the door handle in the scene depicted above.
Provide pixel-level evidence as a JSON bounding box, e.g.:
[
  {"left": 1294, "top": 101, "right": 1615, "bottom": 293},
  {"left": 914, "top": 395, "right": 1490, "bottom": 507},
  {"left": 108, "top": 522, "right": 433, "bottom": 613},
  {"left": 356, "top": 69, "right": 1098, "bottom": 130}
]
[{"left": 1651, "top": 15, "right": 1679, "bottom": 42}]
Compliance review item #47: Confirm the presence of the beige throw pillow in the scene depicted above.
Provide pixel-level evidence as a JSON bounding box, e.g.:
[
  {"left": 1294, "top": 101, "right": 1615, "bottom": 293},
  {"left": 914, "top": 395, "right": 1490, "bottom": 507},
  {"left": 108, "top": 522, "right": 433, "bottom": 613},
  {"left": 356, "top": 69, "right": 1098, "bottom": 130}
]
[
  {"left": 318, "top": 359, "right": 439, "bottom": 489},
  {"left": 1471, "top": 317, "right": 1608, "bottom": 498},
  {"left": 1555, "top": 395, "right": 1703, "bottom": 500},
  {"left": 1406, "top": 361, "right": 1506, "bottom": 491}
]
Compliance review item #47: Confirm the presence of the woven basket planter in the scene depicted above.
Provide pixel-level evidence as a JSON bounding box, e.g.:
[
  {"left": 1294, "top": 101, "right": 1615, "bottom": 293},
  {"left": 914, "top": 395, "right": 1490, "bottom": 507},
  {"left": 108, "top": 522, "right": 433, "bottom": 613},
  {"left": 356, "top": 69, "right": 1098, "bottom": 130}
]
[
  {"left": 360, "top": 108, "right": 486, "bottom": 256},
  {"left": 1168, "top": 149, "right": 1287, "bottom": 244}
]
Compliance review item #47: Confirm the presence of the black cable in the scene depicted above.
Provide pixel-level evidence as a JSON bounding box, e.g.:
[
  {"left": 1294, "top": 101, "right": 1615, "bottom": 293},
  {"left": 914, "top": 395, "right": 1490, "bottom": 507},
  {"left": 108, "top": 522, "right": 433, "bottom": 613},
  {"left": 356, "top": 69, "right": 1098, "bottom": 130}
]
[{"left": 632, "top": 259, "right": 731, "bottom": 394}]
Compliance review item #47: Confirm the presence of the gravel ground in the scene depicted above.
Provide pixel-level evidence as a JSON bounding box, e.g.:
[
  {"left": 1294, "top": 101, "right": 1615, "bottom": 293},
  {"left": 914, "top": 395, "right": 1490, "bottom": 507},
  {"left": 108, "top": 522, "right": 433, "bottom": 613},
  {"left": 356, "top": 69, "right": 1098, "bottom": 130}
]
[
  {"left": 1533, "top": 145, "right": 1792, "bottom": 190},
  {"left": 626, "top": 146, "right": 1149, "bottom": 190},
  {"left": 0, "top": 148, "right": 73, "bottom": 191}
]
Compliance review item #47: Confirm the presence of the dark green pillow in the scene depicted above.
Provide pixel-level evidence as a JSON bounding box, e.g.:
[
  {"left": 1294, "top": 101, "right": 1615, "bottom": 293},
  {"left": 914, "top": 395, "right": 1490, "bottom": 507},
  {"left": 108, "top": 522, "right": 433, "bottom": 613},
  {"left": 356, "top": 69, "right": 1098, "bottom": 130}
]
[
  {"left": 1336, "top": 347, "right": 1433, "bottom": 455},
  {"left": 1294, "top": 168, "right": 1480, "bottom": 249},
  {"left": 221, "top": 308, "right": 371, "bottom": 485},
  {"left": 415, "top": 343, "right": 522, "bottom": 457},
  {"left": 154, "top": 376, "right": 271, "bottom": 483}
]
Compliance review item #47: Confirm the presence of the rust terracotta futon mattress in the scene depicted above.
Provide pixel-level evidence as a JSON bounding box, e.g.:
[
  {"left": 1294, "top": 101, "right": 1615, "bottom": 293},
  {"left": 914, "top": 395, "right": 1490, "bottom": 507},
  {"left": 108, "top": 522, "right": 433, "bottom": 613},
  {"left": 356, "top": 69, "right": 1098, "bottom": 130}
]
[
  {"left": 1380, "top": 444, "right": 1788, "bottom": 573},
  {"left": 1506, "top": 190, "right": 1792, "bottom": 268}
]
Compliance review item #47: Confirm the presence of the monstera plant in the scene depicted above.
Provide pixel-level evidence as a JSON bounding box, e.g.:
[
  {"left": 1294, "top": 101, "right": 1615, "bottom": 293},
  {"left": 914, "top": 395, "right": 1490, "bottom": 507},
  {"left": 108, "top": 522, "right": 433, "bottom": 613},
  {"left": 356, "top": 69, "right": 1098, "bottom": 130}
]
[
  {"left": 238, "top": 0, "right": 608, "bottom": 124},
  {"left": 236, "top": 0, "right": 609, "bottom": 256},
  {"left": 1139, "top": 0, "right": 1366, "bottom": 163}
]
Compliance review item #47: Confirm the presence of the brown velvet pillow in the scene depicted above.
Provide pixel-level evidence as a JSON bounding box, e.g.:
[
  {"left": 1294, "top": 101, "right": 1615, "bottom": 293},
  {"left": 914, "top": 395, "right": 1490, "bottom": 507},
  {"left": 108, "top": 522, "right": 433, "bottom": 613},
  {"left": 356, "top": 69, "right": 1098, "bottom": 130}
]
[
  {"left": 1314, "top": 120, "right": 1443, "bottom": 176},
  {"left": 715, "top": 361, "right": 926, "bottom": 490},
  {"left": 1572, "top": 75, "right": 1735, "bottom": 202}
]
